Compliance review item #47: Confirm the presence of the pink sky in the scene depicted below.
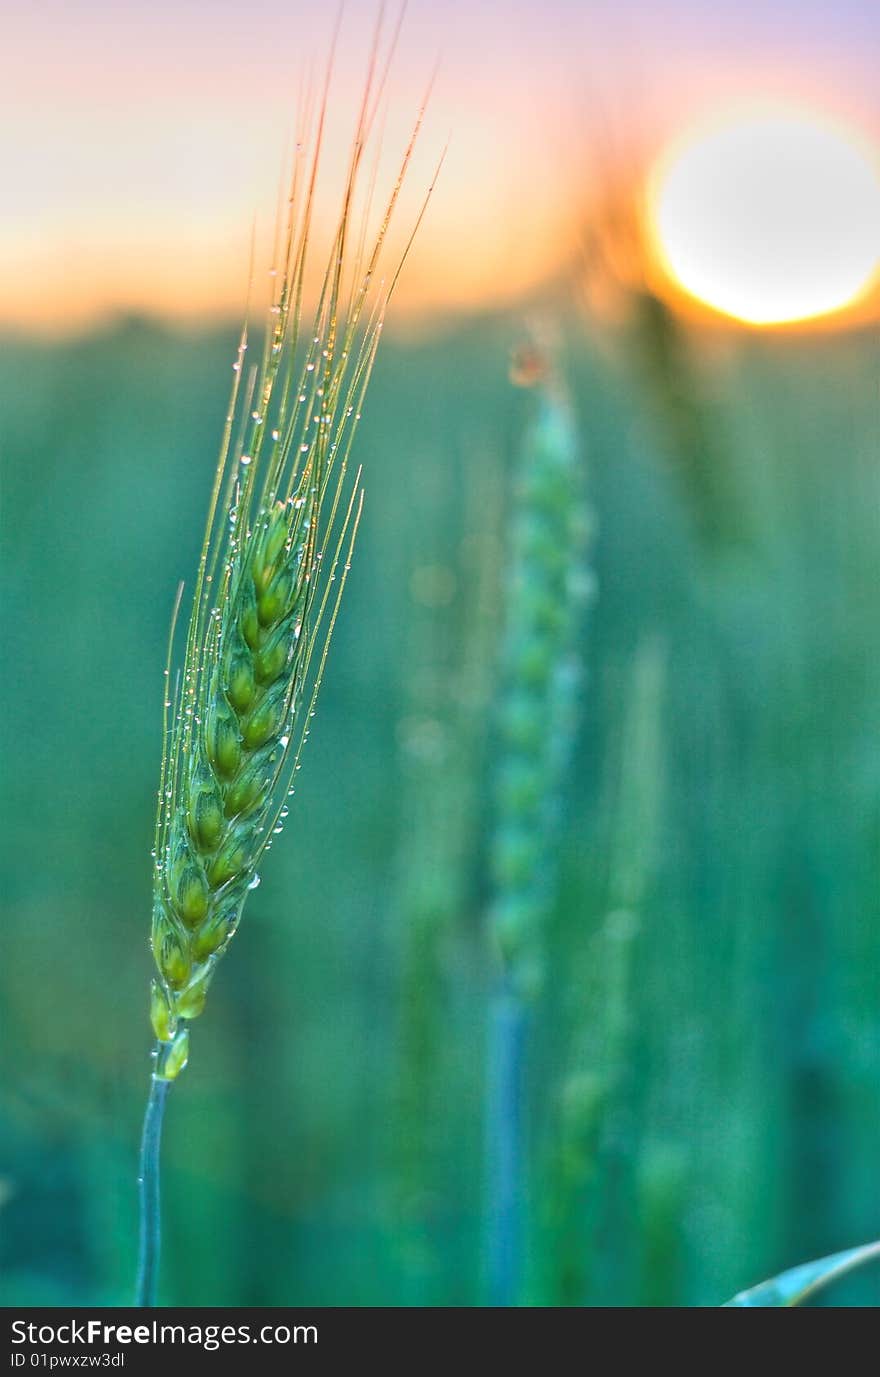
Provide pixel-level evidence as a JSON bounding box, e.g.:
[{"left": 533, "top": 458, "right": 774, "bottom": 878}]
[{"left": 1, "top": 0, "right": 878, "bottom": 332}]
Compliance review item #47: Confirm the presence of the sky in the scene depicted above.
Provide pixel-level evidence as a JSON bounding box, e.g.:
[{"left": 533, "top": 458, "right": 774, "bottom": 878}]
[{"left": 1, "top": 0, "right": 878, "bottom": 333}]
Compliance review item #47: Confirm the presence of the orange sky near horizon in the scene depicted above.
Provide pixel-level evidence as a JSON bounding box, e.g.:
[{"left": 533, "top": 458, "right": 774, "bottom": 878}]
[{"left": 2, "top": 0, "right": 878, "bottom": 336}]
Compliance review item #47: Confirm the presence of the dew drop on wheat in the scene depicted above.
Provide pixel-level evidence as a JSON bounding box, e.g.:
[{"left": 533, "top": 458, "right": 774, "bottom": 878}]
[{"left": 248, "top": 874, "right": 261, "bottom": 891}]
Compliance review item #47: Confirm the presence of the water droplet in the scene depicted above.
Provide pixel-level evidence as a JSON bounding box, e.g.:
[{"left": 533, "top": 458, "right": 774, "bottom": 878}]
[{"left": 248, "top": 874, "right": 261, "bottom": 891}]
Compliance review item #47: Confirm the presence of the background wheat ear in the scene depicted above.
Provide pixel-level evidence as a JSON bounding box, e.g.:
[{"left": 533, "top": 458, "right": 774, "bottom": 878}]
[
  {"left": 134, "top": 45, "right": 438, "bottom": 1305},
  {"left": 484, "top": 333, "right": 595, "bottom": 1306}
]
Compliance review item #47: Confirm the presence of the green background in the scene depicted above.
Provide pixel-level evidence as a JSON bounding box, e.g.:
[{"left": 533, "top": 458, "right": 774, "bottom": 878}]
[{"left": 2, "top": 302, "right": 880, "bottom": 1305}]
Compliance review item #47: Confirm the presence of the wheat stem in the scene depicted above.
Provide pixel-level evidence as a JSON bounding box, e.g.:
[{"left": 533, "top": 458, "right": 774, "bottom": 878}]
[
  {"left": 485, "top": 986, "right": 528, "bottom": 1306},
  {"left": 135, "top": 1051, "right": 172, "bottom": 1307},
  {"left": 484, "top": 337, "right": 594, "bottom": 1305}
]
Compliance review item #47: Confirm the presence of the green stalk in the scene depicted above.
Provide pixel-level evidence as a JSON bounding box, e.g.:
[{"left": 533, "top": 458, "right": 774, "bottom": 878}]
[
  {"left": 543, "top": 635, "right": 666, "bottom": 1304},
  {"left": 390, "top": 446, "right": 501, "bottom": 1302},
  {"left": 485, "top": 986, "right": 528, "bottom": 1305},
  {"left": 134, "top": 1042, "right": 179, "bottom": 1307},
  {"left": 484, "top": 345, "right": 593, "bottom": 1304}
]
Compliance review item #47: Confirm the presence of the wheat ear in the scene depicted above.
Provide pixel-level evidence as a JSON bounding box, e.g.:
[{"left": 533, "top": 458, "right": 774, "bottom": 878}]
[
  {"left": 135, "top": 46, "right": 437, "bottom": 1305},
  {"left": 485, "top": 337, "right": 594, "bottom": 1306}
]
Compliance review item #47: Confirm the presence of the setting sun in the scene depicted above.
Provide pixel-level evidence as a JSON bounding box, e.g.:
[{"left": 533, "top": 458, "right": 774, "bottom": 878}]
[{"left": 647, "top": 104, "right": 880, "bottom": 326}]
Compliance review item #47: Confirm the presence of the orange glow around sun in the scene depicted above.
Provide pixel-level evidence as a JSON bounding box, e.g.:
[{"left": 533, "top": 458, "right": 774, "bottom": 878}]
[{"left": 646, "top": 103, "right": 880, "bottom": 327}]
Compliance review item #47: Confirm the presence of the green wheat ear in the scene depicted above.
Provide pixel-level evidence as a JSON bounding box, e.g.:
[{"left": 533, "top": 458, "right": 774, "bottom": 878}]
[
  {"left": 147, "top": 79, "right": 436, "bottom": 1084},
  {"left": 484, "top": 335, "right": 595, "bottom": 1306},
  {"left": 489, "top": 341, "right": 596, "bottom": 999}
]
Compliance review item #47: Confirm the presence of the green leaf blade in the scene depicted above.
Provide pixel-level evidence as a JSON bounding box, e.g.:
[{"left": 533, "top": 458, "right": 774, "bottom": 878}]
[{"left": 723, "top": 1241, "right": 880, "bottom": 1307}]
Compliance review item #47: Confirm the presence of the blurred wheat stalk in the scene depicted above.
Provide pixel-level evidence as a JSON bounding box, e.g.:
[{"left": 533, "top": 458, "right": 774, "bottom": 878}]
[
  {"left": 485, "top": 335, "right": 595, "bottom": 1304},
  {"left": 579, "top": 159, "right": 742, "bottom": 555},
  {"left": 136, "top": 35, "right": 436, "bottom": 1306},
  {"left": 540, "top": 634, "right": 667, "bottom": 1304},
  {"left": 390, "top": 447, "right": 502, "bottom": 1301}
]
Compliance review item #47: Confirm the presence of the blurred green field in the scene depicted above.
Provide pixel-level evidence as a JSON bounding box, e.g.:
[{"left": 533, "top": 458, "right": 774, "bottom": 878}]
[{"left": 2, "top": 305, "right": 880, "bottom": 1306}]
